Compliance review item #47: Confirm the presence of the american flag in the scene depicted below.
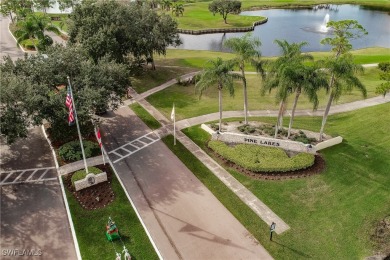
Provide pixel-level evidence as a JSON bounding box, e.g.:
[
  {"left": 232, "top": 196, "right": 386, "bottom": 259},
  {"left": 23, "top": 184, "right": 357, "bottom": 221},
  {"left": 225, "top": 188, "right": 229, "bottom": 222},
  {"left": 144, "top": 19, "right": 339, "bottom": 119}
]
[{"left": 65, "top": 86, "right": 75, "bottom": 125}]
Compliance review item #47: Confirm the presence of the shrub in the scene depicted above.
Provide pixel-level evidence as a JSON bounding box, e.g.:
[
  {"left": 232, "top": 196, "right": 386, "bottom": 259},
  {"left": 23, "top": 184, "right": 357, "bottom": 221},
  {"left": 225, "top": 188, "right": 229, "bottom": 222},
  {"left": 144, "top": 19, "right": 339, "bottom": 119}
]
[
  {"left": 237, "top": 124, "right": 256, "bottom": 134},
  {"left": 210, "top": 123, "right": 219, "bottom": 131},
  {"left": 71, "top": 166, "right": 102, "bottom": 186},
  {"left": 292, "top": 132, "right": 317, "bottom": 144},
  {"left": 59, "top": 140, "right": 100, "bottom": 162},
  {"left": 208, "top": 140, "right": 315, "bottom": 172}
]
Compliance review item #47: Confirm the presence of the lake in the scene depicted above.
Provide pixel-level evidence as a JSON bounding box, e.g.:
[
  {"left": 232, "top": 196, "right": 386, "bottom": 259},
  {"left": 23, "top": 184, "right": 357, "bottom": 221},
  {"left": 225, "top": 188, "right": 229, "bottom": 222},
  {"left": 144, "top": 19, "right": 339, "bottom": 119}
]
[{"left": 176, "top": 5, "right": 390, "bottom": 56}]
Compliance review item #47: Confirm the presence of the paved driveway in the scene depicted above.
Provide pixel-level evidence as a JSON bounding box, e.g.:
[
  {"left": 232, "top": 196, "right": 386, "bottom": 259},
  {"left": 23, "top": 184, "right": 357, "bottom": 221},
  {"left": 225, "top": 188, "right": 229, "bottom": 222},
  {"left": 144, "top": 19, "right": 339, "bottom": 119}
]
[
  {"left": 101, "top": 107, "right": 273, "bottom": 260},
  {"left": 0, "top": 15, "right": 25, "bottom": 60},
  {"left": 0, "top": 127, "right": 77, "bottom": 260}
]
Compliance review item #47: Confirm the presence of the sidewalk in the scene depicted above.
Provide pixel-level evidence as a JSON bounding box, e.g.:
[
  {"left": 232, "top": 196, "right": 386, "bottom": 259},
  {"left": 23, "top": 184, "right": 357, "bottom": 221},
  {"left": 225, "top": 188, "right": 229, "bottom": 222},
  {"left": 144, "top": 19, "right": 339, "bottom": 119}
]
[
  {"left": 176, "top": 94, "right": 390, "bottom": 130},
  {"left": 131, "top": 95, "right": 290, "bottom": 234}
]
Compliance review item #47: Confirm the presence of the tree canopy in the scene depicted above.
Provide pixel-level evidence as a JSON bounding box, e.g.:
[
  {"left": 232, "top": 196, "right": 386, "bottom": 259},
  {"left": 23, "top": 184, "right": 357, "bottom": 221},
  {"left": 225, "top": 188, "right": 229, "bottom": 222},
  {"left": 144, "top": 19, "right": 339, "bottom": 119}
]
[
  {"left": 68, "top": 0, "right": 181, "bottom": 64},
  {"left": 0, "top": 45, "right": 131, "bottom": 144},
  {"left": 208, "top": 0, "right": 241, "bottom": 24}
]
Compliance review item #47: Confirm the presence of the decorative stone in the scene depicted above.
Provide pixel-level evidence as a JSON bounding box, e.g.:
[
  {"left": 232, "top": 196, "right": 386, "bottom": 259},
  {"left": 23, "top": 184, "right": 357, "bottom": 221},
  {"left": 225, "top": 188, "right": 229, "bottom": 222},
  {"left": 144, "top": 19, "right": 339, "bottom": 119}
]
[{"left": 74, "top": 172, "right": 108, "bottom": 191}]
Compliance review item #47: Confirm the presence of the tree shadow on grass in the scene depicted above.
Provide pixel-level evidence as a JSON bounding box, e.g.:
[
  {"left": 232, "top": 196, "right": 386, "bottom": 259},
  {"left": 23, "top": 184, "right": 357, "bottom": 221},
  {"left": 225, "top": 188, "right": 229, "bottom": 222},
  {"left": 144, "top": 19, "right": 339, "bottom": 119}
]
[{"left": 272, "top": 239, "right": 312, "bottom": 258}]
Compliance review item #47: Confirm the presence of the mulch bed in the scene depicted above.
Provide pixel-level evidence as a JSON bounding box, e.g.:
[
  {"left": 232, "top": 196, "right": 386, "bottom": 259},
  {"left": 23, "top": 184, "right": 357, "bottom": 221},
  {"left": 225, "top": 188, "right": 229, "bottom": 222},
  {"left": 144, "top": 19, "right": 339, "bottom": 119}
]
[
  {"left": 210, "top": 148, "right": 326, "bottom": 180},
  {"left": 63, "top": 164, "right": 116, "bottom": 210}
]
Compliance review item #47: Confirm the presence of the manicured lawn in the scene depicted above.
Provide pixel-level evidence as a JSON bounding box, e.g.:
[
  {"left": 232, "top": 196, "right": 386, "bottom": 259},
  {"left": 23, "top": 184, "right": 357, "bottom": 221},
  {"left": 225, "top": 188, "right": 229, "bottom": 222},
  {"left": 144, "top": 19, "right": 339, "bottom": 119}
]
[
  {"left": 63, "top": 168, "right": 158, "bottom": 260},
  {"left": 165, "top": 2, "right": 265, "bottom": 30},
  {"left": 158, "top": 48, "right": 390, "bottom": 67},
  {"left": 178, "top": 103, "right": 390, "bottom": 259},
  {"left": 146, "top": 67, "right": 382, "bottom": 120},
  {"left": 131, "top": 66, "right": 196, "bottom": 93},
  {"left": 129, "top": 103, "right": 162, "bottom": 130},
  {"left": 192, "top": 0, "right": 390, "bottom": 11}
]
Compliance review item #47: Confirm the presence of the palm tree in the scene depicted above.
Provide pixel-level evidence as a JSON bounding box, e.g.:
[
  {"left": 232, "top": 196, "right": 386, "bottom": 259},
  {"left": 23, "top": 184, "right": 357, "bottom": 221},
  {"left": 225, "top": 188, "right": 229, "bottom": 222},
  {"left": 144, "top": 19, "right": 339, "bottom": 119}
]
[
  {"left": 263, "top": 40, "right": 313, "bottom": 138},
  {"left": 319, "top": 53, "right": 366, "bottom": 140},
  {"left": 283, "top": 63, "right": 328, "bottom": 138},
  {"left": 319, "top": 20, "right": 367, "bottom": 141},
  {"left": 196, "top": 58, "right": 242, "bottom": 132},
  {"left": 223, "top": 33, "right": 264, "bottom": 125},
  {"left": 172, "top": 3, "right": 184, "bottom": 17},
  {"left": 14, "top": 13, "right": 60, "bottom": 51}
]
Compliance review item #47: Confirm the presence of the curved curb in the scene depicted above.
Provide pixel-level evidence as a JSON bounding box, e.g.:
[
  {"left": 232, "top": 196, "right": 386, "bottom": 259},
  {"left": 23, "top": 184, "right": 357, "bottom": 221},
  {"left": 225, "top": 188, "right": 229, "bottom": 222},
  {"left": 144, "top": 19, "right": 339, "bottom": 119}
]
[
  {"left": 41, "top": 125, "right": 82, "bottom": 260},
  {"left": 177, "top": 18, "right": 268, "bottom": 35},
  {"left": 7, "top": 19, "right": 37, "bottom": 54}
]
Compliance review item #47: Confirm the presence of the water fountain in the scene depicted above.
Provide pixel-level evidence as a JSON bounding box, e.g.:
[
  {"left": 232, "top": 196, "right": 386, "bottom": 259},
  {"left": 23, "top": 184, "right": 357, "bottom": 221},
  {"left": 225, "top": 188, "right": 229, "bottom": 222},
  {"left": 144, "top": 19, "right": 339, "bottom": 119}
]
[{"left": 319, "top": 13, "right": 330, "bottom": 33}]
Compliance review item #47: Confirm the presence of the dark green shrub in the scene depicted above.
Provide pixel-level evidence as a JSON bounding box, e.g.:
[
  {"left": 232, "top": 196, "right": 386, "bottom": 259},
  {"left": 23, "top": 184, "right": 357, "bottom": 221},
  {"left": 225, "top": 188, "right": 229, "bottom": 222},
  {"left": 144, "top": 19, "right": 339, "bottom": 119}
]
[
  {"left": 208, "top": 140, "right": 315, "bottom": 172},
  {"left": 59, "top": 140, "right": 100, "bottom": 162},
  {"left": 237, "top": 124, "right": 256, "bottom": 134},
  {"left": 210, "top": 123, "right": 219, "bottom": 131},
  {"left": 292, "top": 132, "right": 317, "bottom": 144},
  {"left": 71, "top": 166, "right": 102, "bottom": 186}
]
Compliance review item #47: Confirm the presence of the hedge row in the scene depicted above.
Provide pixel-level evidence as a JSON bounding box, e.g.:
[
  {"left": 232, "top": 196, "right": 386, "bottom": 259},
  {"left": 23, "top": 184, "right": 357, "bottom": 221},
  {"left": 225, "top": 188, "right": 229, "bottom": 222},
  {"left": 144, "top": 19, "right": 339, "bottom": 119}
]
[{"left": 208, "top": 140, "right": 315, "bottom": 172}]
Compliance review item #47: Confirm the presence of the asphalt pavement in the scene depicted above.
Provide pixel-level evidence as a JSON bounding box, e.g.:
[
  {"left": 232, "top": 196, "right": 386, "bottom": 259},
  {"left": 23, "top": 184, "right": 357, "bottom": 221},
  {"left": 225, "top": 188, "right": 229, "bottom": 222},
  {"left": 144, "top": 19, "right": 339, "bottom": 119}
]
[
  {"left": 0, "top": 127, "right": 77, "bottom": 260},
  {"left": 101, "top": 107, "right": 273, "bottom": 260}
]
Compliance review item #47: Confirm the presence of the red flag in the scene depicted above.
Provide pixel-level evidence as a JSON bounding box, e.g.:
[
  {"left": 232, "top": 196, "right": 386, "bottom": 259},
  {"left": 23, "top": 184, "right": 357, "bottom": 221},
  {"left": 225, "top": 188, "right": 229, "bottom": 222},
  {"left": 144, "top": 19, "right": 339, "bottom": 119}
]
[
  {"left": 65, "top": 86, "right": 75, "bottom": 125},
  {"left": 95, "top": 127, "right": 105, "bottom": 165},
  {"left": 96, "top": 128, "right": 102, "bottom": 148}
]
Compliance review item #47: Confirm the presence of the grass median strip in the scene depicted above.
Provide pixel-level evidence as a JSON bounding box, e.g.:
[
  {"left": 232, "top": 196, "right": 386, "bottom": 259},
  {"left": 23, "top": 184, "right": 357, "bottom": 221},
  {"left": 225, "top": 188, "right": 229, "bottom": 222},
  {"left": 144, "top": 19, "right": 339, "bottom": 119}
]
[
  {"left": 180, "top": 102, "right": 390, "bottom": 259},
  {"left": 63, "top": 166, "right": 158, "bottom": 260},
  {"left": 129, "top": 103, "right": 162, "bottom": 130}
]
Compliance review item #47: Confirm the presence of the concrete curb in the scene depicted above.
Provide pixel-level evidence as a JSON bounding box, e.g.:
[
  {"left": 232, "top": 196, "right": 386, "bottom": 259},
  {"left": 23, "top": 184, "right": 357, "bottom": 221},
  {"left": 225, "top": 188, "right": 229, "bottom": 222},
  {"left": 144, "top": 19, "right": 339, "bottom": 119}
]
[
  {"left": 107, "top": 152, "right": 164, "bottom": 260},
  {"left": 7, "top": 18, "right": 36, "bottom": 54},
  {"left": 41, "top": 125, "right": 82, "bottom": 260}
]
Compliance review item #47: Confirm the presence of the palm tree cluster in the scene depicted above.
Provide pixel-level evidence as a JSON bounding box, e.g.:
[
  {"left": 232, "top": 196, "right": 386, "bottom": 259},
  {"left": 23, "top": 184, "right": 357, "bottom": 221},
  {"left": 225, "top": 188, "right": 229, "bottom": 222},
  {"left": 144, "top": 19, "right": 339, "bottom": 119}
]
[
  {"left": 14, "top": 13, "right": 60, "bottom": 51},
  {"left": 196, "top": 20, "right": 368, "bottom": 142}
]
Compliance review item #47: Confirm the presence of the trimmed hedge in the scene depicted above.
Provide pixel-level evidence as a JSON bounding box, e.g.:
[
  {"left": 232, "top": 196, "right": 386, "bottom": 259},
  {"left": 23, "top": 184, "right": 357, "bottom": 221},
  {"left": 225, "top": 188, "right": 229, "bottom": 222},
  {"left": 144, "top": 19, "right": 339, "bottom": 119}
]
[
  {"left": 59, "top": 140, "right": 100, "bottom": 162},
  {"left": 208, "top": 140, "right": 315, "bottom": 172},
  {"left": 71, "top": 166, "right": 102, "bottom": 186}
]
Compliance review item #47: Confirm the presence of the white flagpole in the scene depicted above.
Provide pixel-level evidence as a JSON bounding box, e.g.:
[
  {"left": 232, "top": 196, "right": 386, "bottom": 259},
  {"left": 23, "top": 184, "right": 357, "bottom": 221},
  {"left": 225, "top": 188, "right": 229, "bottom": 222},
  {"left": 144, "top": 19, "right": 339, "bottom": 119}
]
[
  {"left": 67, "top": 76, "right": 89, "bottom": 174},
  {"left": 172, "top": 103, "right": 176, "bottom": 146}
]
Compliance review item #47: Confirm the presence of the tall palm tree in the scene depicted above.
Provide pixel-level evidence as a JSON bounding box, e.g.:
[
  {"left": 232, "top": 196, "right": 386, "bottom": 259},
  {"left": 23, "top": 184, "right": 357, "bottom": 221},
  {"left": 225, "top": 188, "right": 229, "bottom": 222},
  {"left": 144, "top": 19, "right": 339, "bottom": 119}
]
[
  {"left": 319, "top": 53, "right": 366, "bottom": 140},
  {"left": 196, "top": 58, "right": 242, "bottom": 132},
  {"left": 282, "top": 63, "right": 328, "bottom": 138},
  {"left": 224, "top": 33, "right": 264, "bottom": 125},
  {"left": 319, "top": 20, "right": 367, "bottom": 141},
  {"left": 263, "top": 40, "right": 312, "bottom": 138}
]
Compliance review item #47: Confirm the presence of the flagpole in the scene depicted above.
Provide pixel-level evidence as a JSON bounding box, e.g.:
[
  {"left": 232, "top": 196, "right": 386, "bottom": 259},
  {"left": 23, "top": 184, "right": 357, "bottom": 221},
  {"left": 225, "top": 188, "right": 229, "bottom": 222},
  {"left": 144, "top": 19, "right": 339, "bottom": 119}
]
[
  {"left": 67, "top": 76, "right": 89, "bottom": 174},
  {"left": 173, "top": 104, "right": 176, "bottom": 146}
]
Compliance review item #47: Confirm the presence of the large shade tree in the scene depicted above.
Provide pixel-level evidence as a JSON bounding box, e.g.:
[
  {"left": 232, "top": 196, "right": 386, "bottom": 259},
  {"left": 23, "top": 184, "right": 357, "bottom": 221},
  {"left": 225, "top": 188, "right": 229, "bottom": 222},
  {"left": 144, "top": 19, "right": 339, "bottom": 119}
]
[
  {"left": 68, "top": 0, "right": 180, "bottom": 65},
  {"left": 319, "top": 20, "right": 367, "bottom": 141},
  {"left": 208, "top": 0, "right": 241, "bottom": 24},
  {"left": 0, "top": 45, "right": 131, "bottom": 144},
  {"left": 224, "top": 33, "right": 264, "bottom": 125},
  {"left": 196, "top": 58, "right": 242, "bottom": 132}
]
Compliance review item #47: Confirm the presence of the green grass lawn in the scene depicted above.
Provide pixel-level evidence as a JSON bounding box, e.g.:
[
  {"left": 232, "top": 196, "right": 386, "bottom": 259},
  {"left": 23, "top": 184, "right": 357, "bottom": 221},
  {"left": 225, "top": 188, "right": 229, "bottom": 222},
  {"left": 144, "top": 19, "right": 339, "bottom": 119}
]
[
  {"left": 129, "top": 103, "right": 162, "bottom": 130},
  {"left": 146, "top": 67, "right": 382, "bottom": 120},
  {"left": 63, "top": 167, "right": 158, "bottom": 260},
  {"left": 191, "top": 0, "right": 390, "bottom": 11},
  {"left": 178, "top": 102, "right": 390, "bottom": 259},
  {"left": 131, "top": 66, "right": 196, "bottom": 93},
  {"left": 165, "top": 2, "right": 265, "bottom": 30}
]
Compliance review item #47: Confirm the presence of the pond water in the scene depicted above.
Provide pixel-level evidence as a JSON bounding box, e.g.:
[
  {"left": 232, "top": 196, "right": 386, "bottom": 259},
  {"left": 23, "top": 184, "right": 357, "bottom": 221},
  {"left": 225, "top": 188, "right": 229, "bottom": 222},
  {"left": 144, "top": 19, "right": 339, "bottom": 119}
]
[{"left": 176, "top": 5, "right": 390, "bottom": 56}]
